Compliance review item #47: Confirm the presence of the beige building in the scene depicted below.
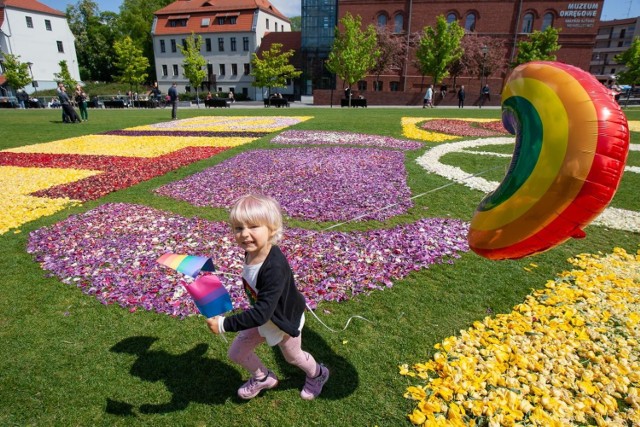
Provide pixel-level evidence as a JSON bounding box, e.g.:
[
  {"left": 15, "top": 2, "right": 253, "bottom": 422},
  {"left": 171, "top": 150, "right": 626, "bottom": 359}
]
[{"left": 590, "top": 17, "right": 640, "bottom": 84}]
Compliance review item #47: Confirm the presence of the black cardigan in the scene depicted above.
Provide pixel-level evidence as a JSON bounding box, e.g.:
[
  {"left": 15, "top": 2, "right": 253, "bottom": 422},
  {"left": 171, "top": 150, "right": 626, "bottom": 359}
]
[{"left": 223, "top": 246, "right": 306, "bottom": 337}]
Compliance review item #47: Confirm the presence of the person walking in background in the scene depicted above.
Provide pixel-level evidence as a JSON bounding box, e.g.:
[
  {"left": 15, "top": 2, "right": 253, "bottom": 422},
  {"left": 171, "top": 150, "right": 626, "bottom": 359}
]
[
  {"left": 168, "top": 82, "right": 178, "bottom": 120},
  {"left": 423, "top": 84, "right": 434, "bottom": 108},
  {"left": 480, "top": 84, "right": 490, "bottom": 108},
  {"left": 457, "top": 85, "right": 466, "bottom": 108},
  {"left": 206, "top": 194, "right": 330, "bottom": 401},
  {"left": 74, "top": 85, "right": 88, "bottom": 121}
]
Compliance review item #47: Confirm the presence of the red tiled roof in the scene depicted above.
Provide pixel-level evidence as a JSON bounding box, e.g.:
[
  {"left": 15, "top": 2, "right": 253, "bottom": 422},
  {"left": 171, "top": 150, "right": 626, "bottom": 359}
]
[
  {"left": 155, "top": 0, "right": 288, "bottom": 20},
  {"left": 153, "top": 1, "right": 290, "bottom": 36},
  {"left": 155, "top": 10, "right": 255, "bottom": 35},
  {"left": 0, "top": 8, "right": 4, "bottom": 27},
  {"left": 0, "top": 0, "right": 65, "bottom": 17}
]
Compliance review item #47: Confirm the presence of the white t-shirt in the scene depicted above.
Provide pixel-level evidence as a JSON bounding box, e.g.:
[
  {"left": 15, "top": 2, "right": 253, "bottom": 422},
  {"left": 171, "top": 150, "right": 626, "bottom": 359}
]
[{"left": 243, "top": 262, "right": 304, "bottom": 346}]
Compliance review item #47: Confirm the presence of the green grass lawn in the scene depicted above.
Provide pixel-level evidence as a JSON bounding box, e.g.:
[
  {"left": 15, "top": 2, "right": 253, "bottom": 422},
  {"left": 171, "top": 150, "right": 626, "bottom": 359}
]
[{"left": 0, "top": 106, "right": 638, "bottom": 426}]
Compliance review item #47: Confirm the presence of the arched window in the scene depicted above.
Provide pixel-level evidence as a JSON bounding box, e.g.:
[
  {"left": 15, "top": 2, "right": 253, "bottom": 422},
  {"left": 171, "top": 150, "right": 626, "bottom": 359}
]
[
  {"left": 377, "top": 14, "right": 387, "bottom": 28},
  {"left": 541, "top": 12, "right": 554, "bottom": 30},
  {"left": 522, "top": 13, "right": 534, "bottom": 33},
  {"left": 394, "top": 14, "right": 404, "bottom": 33},
  {"left": 446, "top": 13, "right": 457, "bottom": 24},
  {"left": 464, "top": 13, "right": 476, "bottom": 32}
]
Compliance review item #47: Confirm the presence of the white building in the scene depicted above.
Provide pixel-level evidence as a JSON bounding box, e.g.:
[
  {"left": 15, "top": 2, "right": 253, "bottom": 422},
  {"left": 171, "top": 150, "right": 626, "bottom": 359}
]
[
  {"left": 151, "top": 0, "right": 291, "bottom": 100},
  {"left": 0, "top": 0, "right": 80, "bottom": 95}
]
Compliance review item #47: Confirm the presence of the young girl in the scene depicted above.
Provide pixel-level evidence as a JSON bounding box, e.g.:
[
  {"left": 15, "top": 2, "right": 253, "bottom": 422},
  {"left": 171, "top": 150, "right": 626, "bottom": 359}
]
[{"left": 206, "top": 194, "right": 329, "bottom": 400}]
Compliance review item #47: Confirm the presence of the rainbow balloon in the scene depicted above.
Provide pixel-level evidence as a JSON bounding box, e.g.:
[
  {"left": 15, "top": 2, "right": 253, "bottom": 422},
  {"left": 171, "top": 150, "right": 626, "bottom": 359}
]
[
  {"left": 186, "top": 275, "right": 233, "bottom": 318},
  {"left": 157, "top": 253, "right": 216, "bottom": 278},
  {"left": 468, "top": 61, "right": 629, "bottom": 260}
]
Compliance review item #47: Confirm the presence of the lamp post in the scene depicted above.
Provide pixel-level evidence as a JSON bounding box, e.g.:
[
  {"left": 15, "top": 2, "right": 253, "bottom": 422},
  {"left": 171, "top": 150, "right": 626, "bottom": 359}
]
[
  {"left": 480, "top": 45, "right": 488, "bottom": 88},
  {"left": 26, "top": 61, "right": 38, "bottom": 99}
]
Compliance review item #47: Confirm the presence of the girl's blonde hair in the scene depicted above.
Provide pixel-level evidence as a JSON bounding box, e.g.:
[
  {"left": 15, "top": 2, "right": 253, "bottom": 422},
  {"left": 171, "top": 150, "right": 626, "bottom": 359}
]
[{"left": 229, "top": 194, "right": 283, "bottom": 243}]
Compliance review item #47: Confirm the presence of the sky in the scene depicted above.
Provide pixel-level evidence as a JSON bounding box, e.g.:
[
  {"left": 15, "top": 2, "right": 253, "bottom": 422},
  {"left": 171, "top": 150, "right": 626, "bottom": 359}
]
[{"left": 37, "top": 0, "right": 640, "bottom": 21}]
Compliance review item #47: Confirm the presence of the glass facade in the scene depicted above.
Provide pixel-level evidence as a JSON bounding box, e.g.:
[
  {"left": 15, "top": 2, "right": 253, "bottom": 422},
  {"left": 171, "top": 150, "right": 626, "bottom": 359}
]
[{"left": 301, "top": 0, "right": 338, "bottom": 95}]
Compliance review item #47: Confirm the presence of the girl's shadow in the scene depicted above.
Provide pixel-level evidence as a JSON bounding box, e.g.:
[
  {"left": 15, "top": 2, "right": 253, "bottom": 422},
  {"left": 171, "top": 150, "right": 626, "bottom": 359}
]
[{"left": 107, "top": 330, "right": 357, "bottom": 416}]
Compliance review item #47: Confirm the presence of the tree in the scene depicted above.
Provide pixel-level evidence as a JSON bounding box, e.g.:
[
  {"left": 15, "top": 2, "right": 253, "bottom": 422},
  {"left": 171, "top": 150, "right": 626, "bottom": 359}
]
[
  {"left": 251, "top": 42, "right": 302, "bottom": 97},
  {"left": 179, "top": 33, "right": 207, "bottom": 107},
  {"left": 414, "top": 15, "right": 465, "bottom": 87},
  {"left": 66, "top": 0, "right": 118, "bottom": 81},
  {"left": 614, "top": 37, "right": 640, "bottom": 86},
  {"left": 512, "top": 26, "right": 561, "bottom": 67},
  {"left": 114, "top": 36, "right": 150, "bottom": 93},
  {"left": 1, "top": 53, "right": 31, "bottom": 94},
  {"left": 116, "top": 0, "right": 173, "bottom": 83},
  {"left": 326, "top": 13, "right": 380, "bottom": 106},
  {"left": 53, "top": 60, "right": 78, "bottom": 89},
  {"left": 449, "top": 35, "right": 508, "bottom": 88},
  {"left": 289, "top": 16, "right": 301, "bottom": 31},
  {"left": 371, "top": 26, "right": 407, "bottom": 91}
]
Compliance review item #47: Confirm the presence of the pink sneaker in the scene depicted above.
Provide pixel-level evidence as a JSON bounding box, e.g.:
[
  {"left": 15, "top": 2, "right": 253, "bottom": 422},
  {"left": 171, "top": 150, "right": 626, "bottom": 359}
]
[
  {"left": 237, "top": 371, "right": 278, "bottom": 399},
  {"left": 300, "top": 364, "right": 329, "bottom": 400}
]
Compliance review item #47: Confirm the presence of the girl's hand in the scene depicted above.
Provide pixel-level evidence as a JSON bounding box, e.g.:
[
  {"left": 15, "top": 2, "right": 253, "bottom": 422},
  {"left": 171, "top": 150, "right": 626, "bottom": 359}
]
[{"left": 206, "top": 316, "right": 222, "bottom": 334}]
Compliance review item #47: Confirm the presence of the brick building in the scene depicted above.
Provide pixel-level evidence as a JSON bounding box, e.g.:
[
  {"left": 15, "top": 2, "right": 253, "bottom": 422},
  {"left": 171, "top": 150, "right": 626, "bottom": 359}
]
[{"left": 312, "top": 0, "right": 605, "bottom": 106}]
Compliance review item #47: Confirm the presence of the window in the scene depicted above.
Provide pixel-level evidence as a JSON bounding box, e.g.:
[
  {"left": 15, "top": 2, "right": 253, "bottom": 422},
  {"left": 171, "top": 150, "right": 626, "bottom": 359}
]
[
  {"left": 244, "top": 63, "right": 250, "bottom": 75},
  {"left": 464, "top": 13, "right": 477, "bottom": 32},
  {"left": 620, "top": 29, "right": 626, "bottom": 38},
  {"left": 57, "top": 41, "right": 64, "bottom": 53},
  {"left": 231, "top": 64, "right": 238, "bottom": 75},
  {"left": 162, "top": 65, "right": 168, "bottom": 76},
  {"left": 390, "top": 81, "right": 400, "bottom": 91},
  {"left": 374, "top": 80, "right": 383, "bottom": 91},
  {"left": 201, "top": 18, "right": 210, "bottom": 27},
  {"left": 266, "top": 19, "right": 270, "bottom": 29},
  {"left": 173, "top": 64, "right": 179, "bottom": 76},
  {"left": 45, "top": 20, "right": 52, "bottom": 31},
  {"left": 169, "top": 19, "right": 187, "bottom": 27},
  {"left": 231, "top": 37, "right": 237, "bottom": 51},
  {"left": 358, "top": 80, "right": 367, "bottom": 91},
  {"left": 230, "top": 17, "right": 237, "bottom": 25},
  {"left": 217, "top": 17, "right": 225, "bottom": 25},
  {"left": 218, "top": 37, "right": 224, "bottom": 51},
  {"left": 206, "top": 38, "right": 212, "bottom": 52},
  {"left": 219, "top": 64, "right": 226, "bottom": 75},
  {"left": 26, "top": 16, "right": 33, "bottom": 28},
  {"left": 171, "top": 39, "right": 177, "bottom": 52},
  {"left": 160, "top": 40, "right": 166, "bottom": 53},
  {"left": 522, "top": 13, "right": 534, "bottom": 33},
  {"left": 446, "top": 13, "right": 457, "bottom": 24},
  {"left": 243, "top": 37, "right": 249, "bottom": 51},
  {"left": 182, "top": 39, "right": 187, "bottom": 50},
  {"left": 394, "top": 14, "right": 403, "bottom": 33},
  {"left": 377, "top": 14, "right": 387, "bottom": 27},
  {"left": 541, "top": 13, "right": 554, "bottom": 30}
]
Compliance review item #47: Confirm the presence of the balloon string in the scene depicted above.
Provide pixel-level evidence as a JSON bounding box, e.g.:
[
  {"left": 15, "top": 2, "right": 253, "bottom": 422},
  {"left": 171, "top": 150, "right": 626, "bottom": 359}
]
[
  {"left": 321, "top": 165, "right": 503, "bottom": 232},
  {"left": 306, "top": 303, "right": 372, "bottom": 333}
]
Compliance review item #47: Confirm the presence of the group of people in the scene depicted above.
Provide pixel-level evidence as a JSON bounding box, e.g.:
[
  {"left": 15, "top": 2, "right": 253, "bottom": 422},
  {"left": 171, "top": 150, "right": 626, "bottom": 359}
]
[
  {"left": 423, "top": 83, "right": 489, "bottom": 108},
  {"left": 55, "top": 82, "right": 87, "bottom": 123}
]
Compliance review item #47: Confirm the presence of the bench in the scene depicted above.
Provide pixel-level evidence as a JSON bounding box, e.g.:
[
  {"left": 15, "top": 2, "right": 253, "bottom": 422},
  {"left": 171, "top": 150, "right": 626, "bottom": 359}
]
[
  {"left": 104, "top": 100, "right": 127, "bottom": 108},
  {"left": 341, "top": 98, "right": 367, "bottom": 108},
  {"left": 205, "top": 98, "right": 230, "bottom": 108},
  {"left": 264, "top": 98, "right": 289, "bottom": 108},
  {"left": 28, "top": 100, "right": 44, "bottom": 108}
]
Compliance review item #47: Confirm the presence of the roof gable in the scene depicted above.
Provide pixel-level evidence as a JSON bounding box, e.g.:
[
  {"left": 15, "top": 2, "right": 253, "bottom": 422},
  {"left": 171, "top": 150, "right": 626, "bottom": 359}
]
[
  {"left": 155, "top": 0, "right": 288, "bottom": 22},
  {"left": 0, "top": 0, "right": 65, "bottom": 17}
]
